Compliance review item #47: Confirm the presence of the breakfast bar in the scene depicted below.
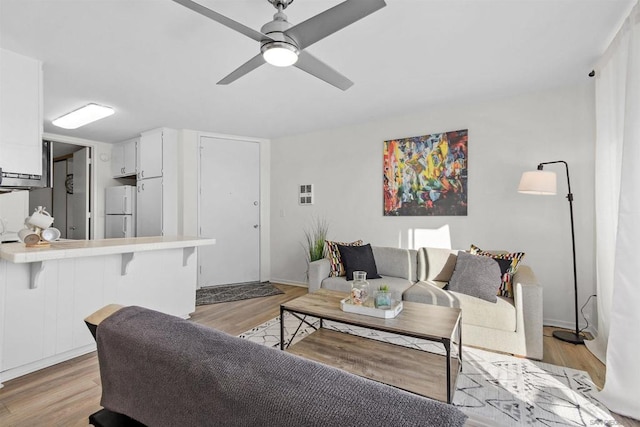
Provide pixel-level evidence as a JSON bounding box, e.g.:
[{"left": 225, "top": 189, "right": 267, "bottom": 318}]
[{"left": 0, "top": 236, "right": 215, "bottom": 387}]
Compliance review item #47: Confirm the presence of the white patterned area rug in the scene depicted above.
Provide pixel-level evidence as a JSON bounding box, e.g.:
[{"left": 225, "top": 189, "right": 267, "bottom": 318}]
[{"left": 239, "top": 313, "right": 615, "bottom": 427}]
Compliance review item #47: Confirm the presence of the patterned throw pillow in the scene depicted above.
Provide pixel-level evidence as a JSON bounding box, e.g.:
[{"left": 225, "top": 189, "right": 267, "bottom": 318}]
[
  {"left": 325, "top": 240, "right": 363, "bottom": 277},
  {"left": 469, "top": 244, "right": 525, "bottom": 298}
]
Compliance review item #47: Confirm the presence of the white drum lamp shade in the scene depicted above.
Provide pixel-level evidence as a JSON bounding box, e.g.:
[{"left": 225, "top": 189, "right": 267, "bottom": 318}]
[{"left": 518, "top": 170, "right": 557, "bottom": 195}]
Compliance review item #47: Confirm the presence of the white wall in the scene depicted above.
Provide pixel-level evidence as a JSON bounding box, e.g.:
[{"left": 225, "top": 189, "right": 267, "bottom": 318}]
[{"left": 270, "top": 83, "right": 596, "bottom": 330}]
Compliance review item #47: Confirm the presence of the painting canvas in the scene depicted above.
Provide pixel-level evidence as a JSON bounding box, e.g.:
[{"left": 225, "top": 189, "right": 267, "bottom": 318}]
[{"left": 383, "top": 129, "right": 468, "bottom": 216}]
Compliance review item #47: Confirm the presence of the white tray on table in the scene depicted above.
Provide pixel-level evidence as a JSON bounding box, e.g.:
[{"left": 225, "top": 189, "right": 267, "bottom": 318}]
[{"left": 340, "top": 298, "right": 403, "bottom": 319}]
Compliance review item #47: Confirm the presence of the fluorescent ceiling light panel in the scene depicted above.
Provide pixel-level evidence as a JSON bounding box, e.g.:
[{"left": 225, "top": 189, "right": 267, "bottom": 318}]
[{"left": 52, "top": 103, "right": 114, "bottom": 129}]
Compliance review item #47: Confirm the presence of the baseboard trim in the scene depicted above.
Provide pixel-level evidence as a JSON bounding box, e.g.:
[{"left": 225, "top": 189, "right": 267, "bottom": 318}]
[{"left": 0, "top": 344, "right": 96, "bottom": 387}]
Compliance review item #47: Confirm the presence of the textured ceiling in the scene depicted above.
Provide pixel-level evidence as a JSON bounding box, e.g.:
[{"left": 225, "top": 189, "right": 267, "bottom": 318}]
[{"left": 0, "top": 0, "right": 635, "bottom": 143}]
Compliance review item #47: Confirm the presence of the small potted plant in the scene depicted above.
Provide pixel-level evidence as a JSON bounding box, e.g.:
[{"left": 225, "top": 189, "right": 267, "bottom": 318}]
[{"left": 374, "top": 284, "right": 392, "bottom": 309}]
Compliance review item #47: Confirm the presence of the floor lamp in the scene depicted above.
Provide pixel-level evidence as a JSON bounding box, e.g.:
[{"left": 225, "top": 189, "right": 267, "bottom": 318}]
[{"left": 518, "top": 160, "right": 584, "bottom": 345}]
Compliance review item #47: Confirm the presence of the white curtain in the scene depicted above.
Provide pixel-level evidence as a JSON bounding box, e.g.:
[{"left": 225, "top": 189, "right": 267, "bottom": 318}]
[{"left": 588, "top": 2, "right": 640, "bottom": 420}]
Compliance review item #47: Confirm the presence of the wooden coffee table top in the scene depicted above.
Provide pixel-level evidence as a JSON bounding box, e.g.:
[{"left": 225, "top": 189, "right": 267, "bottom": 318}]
[{"left": 282, "top": 289, "right": 461, "bottom": 341}]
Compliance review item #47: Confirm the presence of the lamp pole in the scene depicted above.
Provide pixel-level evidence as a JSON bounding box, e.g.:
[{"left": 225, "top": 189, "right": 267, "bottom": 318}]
[{"left": 538, "top": 161, "right": 584, "bottom": 344}]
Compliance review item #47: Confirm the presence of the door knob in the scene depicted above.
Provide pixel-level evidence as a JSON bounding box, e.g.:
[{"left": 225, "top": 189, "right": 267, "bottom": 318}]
[{"left": 253, "top": 224, "right": 259, "bottom": 229}]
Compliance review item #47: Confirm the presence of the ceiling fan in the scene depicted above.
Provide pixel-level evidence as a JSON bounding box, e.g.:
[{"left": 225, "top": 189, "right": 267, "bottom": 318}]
[{"left": 172, "top": 0, "right": 387, "bottom": 90}]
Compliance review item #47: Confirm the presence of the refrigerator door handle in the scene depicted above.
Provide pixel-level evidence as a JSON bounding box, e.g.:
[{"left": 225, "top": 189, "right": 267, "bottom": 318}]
[
  {"left": 123, "top": 217, "right": 127, "bottom": 234},
  {"left": 123, "top": 196, "right": 128, "bottom": 214}
]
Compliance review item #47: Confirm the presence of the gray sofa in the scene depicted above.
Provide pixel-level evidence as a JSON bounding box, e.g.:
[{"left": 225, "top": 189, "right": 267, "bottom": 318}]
[
  {"left": 88, "top": 305, "right": 467, "bottom": 427},
  {"left": 308, "top": 246, "right": 543, "bottom": 360}
]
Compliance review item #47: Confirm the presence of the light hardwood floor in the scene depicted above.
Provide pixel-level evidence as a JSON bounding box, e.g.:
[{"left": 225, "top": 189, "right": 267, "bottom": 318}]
[{"left": 0, "top": 284, "right": 637, "bottom": 426}]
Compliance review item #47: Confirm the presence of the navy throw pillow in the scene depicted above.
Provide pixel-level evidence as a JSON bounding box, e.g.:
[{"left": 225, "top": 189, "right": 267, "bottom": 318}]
[{"left": 337, "top": 243, "right": 382, "bottom": 281}]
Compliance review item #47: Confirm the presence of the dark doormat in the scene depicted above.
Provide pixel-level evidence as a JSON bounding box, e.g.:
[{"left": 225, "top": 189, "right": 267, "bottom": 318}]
[{"left": 196, "top": 282, "right": 284, "bottom": 306}]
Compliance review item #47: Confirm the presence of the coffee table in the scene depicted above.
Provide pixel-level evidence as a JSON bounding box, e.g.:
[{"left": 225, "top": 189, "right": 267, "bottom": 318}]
[{"left": 280, "top": 289, "right": 462, "bottom": 403}]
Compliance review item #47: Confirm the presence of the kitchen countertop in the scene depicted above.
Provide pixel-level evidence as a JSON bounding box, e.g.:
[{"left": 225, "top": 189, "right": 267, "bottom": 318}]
[{"left": 0, "top": 236, "right": 216, "bottom": 263}]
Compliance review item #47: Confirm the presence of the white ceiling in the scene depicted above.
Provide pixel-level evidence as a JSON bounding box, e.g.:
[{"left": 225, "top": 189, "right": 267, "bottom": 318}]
[{"left": 0, "top": 0, "right": 635, "bottom": 143}]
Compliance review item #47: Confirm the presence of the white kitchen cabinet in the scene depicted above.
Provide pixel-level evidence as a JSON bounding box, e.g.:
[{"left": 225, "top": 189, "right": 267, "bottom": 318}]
[
  {"left": 136, "top": 177, "right": 163, "bottom": 237},
  {"left": 111, "top": 138, "right": 137, "bottom": 177},
  {"left": 137, "top": 129, "right": 163, "bottom": 179},
  {"left": 0, "top": 49, "right": 43, "bottom": 176},
  {"left": 0, "top": 258, "right": 104, "bottom": 372},
  {"left": 1, "top": 260, "right": 53, "bottom": 371},
  {"left": 135, "top": 128, "right": 178, "bottom": 237}
]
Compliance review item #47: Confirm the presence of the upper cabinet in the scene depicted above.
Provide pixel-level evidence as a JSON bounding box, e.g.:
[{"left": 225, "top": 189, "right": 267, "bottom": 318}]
[
  {"left": 111, "top": 138, "right": 137, "bottom": 177},
  {"left": 137, "top": 129, "right": 164, "bottom": 180},
  {"left": 0, "top": 49, "right": 43, "bottom": 176}
]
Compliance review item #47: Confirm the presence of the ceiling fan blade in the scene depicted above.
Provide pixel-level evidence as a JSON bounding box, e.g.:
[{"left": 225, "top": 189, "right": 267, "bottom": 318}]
[
  {"left": 285, "top": 0, "right": 386, "bottom": 50},
  {"left": 294, "top": 51, "right": 353, "bottom": 91},
  {"left": 172, "top": 0, "right": 270, "bottom": 43},
  {"left": 217, "top": 53, "right": 266, "bottom": 85}
]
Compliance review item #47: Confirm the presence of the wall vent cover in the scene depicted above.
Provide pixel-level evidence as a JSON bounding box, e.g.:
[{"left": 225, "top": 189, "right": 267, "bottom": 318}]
[{"left": 299, "top": 184, "right": 313, "bottom": 205}]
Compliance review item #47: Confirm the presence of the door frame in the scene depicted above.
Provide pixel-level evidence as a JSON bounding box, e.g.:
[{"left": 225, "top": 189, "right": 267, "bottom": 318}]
[
  {"left": 195, "top": 131, "right": 270, "bottom": 287},
  {"left": 43, "top": 132, "right": 97, "bottom": 240},
  {"left": 70, "top": 147, "right": 91, "bottom": 239}
]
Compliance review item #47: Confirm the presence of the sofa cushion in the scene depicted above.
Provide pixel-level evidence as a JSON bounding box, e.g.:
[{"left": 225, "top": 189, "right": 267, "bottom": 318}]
[
  {"left": 337, "top": 244, "right": 382, "bottom": 281},
  {"left": 403, "top": 281, "right": 516, "bottom": 332},
  {"left": 447, "top": 251, "right": 502, "bottom": 303},
  {"left": 419, "top": 247, "right": 459, "bottom": 282},
  {"left": 371, "top": 246, "right": 414, "bottom": 280},
  {"left": 470, "top": 244, "right": 525, "bottom": 298},
  {"left": 403, "top": 281, "right": 460, "bottom": 308},
  {"left": 417, "top": 249, "right": 427, "bottom": 282},
  {"left": 325, "top": 240, "right": 363, "bottom": 277},
  {"left": 408, "top": 249, "right": 418, "bottom": 282}
]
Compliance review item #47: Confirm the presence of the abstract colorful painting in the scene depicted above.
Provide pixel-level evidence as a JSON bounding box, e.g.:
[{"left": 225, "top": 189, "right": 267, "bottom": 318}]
[{"left": 383, "top": 129, "right": 468, "bottom": 216}]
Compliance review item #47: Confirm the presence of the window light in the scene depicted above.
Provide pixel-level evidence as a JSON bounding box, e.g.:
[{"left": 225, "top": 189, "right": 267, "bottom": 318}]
[{"left": 52, "top": 103, "right": 115, "bottom": 129}]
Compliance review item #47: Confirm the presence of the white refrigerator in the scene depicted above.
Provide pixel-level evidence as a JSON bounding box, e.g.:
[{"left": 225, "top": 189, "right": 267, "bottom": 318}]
[{"left": 105, "top": 185, "right": 136, "bottom": 238}]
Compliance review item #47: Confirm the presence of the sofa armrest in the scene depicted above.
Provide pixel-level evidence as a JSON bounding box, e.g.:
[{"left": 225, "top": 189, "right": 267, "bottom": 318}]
[
  {"left": 308, "top": 258, "right": 331, "bottom": 293},
  {"left": 512, "top": 265, "right": 543, "bottom": 359},
  {"left": 84, "top": 304, "right": 124, "bottom": 340}
]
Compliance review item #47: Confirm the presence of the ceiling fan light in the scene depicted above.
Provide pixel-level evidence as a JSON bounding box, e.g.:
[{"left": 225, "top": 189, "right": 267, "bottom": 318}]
[{"left": 262, "top": 42, "right": 298, "bottom": 67}]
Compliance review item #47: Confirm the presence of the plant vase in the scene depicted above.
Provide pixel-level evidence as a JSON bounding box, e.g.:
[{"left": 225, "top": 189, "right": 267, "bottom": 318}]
[{"left": 374, "top": 291, "right": 392, "bottom": 309}]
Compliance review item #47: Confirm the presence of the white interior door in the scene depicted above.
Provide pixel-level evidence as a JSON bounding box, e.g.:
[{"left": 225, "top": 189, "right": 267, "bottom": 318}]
[
  {"left": 198, "top": 137, "right": 260, "bottom": 287},
  {"left": 68, "top": 148, "right": 90, "bottom": 239}
]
